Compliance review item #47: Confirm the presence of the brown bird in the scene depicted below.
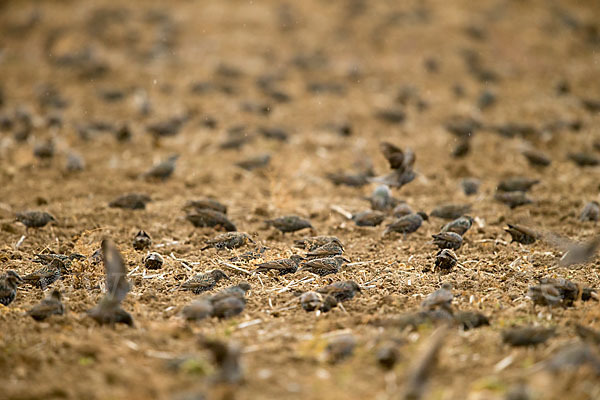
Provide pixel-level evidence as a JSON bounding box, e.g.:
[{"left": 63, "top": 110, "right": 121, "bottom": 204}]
[
  {"left": 430, "top": 204, "right": 471, "bottom": 220},
  {"left": 254, "top": 255, "right": 304, "bottom": 275},
  {"left": 109, "top": 193, "right": 151, "bottom": 210},
  {"left": 421, "top": 283, "right": 453, "bottom": 313},
  {"left": 211, "top": 297, "right": 246, "bottom": 319},
  {"left": 207, "top": 282, "right": 251, "bottom": 304},
  {"left": 294, "top": 236, "right": 340, "bottom": 251},
  {"left": 502, "top": 326, "right": 555, "bottom": 347},
  {"left": 393, "top": 203, "right": 413, "bottom": 218},
  {"left": 143, "top": 252, "right": 164, "bottom": 270},
  {"left": 535, "top": 277, "right": 580, "bottom": 307},
  {"left": 527, "top": 284, "right": 562, "bottom": 308},
  {"left": 324, "top": 334, "right": 356, "bottom": 364},
  {"left": 495, "top": 191, "right": 533, "bottom": 209},
  {"left": 317, "top": 280, "right": 361, "bottom": 302},
  {"left": 384, "top": 212, "right": 428, "bottom": 236},
  {"left": 432, "top": 232, "right": 463, "bottom": 250},
  {"left": 575, "top": 324, "right": 600, "bottom": 346},
  {"left": 559, "top": 236, "right": 600, "bottom": 267},
  {"left": 352, "top": 210, "right": 385, "bottom": 227},
  {"left": 460, "top": 178, "right": 480, "bottom": 196},
  {"left": 265, "top": 215, "right": 313, "bottom": 233},
  {"left": 380, "top": 142, "right": 414, "bottom": 170},
  {"left": 186, "top": 209, "right": 236, "bottom": 231},
  {"left": 454, "top": 311, "right": 490, "bottom": 330},
  {"left": 87, "top": 239, "right": 134, "bottom": 326},
  {"left": 181, "top": 270, "right": 230, "bottom": 294},
  {"left": 326, "top": 171, "right": 371, "bottom": 188},
  {"left": 300, "top": 291, "right": 332, "bottom": 312},
  {"left": 16, "top": 210, "right": 56, "bottom": 229},
  {"left": 441, "top": 216, "right": 474, "bottom": 236},
  {"left": 376, "top": 343, "right": 401, "bottom": 370},
  {"left": 505, "top": 224, "right": 538, "bottom": 244},
  {"left": 568, "top": 152, "right": 600, "bottom": 167},
  {"left": 522, "top": 149, "right": 551, "bottom": 167},
  {"left": 27, "top": 289, "right": 64, "bottom": 321},
  {"left": 142, "top": 154, "right": 179, "bottom": 180},
  {"left": 433, "top": 249, "right": 458, "bottom": 273},
  {"left": 202, "top": 232, "right": 254, "bottom": 250},
  {"left": 23, "top": 258, "right": 70, "bottom": 289},
  {"left": 235, "top": 154, "right": 271, "bottom": 171},
  {"left": 183, "top": 198, "right": 227, "bottom": 214},
  {"left": 305, "top": 238, "right": 344, "bottom": 258},
  {"left": 369, "top": 168, "right": 416, "bottom": 188},
  {"left": 0, "top": 270, "right": 22, "bottom": 306},
  {"left": 181, "top": 299, "right": 213, "bottom": 321},
  {"left": 580, "top": 201, "right": 600, "bottom": 222},
  {"left": 132, "top": 230, "right": 152, "bottom": 251},
  {"left": 365, "top": 185, "right": 399, "bottom": 211},
  {"left": 199, "top": 338, "right": 243, "bottom": 384},
  {"left": 497, "top": 177, "right": 540, "bottom": 192},
  {"left": 299, "top": 256, "right": 349, "bottom": 277}
]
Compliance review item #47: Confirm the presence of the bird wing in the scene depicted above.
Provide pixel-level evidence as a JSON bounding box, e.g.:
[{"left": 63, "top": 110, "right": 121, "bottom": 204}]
[{"left": 102, "top": 239, "right": 130, "bottom": 303}]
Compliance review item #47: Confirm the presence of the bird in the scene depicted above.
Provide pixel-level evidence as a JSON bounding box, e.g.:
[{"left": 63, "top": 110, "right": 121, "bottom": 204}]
[
  {"left": 460, "top": 178, "right": 480, "bottom": 196},
  {"left": 293, "top": 236, "right": 340, "bottom": 251},
  {"left": 15, "top": 211, "right": 56, "bottom": 229},
  {"left": 132, "top": 230, "right": 152, "bottom": 251},
  {"left": 186, "top": 209, "right": 236, "bottom": 231},
  {"left": 87, "top": 239, "right": 134, "bottom": 326},
  {"left": 181, "top": 299, "right": 213, "bottom": 321},
  {"left": 497, "top": 177, "right": 540, "bottom": 192},
  {"left": 265, "top": 215, "right": 313, "bottom": 233},
  {"left": 299, "top": 256, "right": 349, "bottom": 277},
  {"left": 0, "top": 270, "right": 22, "bottom": 306},
  {"left": 27, "top": 289, "right": 64, "bottom": 321},
  {"left": 300, "top": 291, "right": 324, "bottom": 311},
  {"left": 495, "top": 191, "right": 533, "bottom": 209},
  {"left": 376, "top": 343, "right": 401, "bottom": 370},
  {"left": 32, "top": 252, "right": 85, "bottom": 267},
  {"left": 432, "top": 232, "right": 463, "bottom": 250},
  {"left": 324, "top": 334, "right": 356, "bottom": 364},
  {"left": 23, "top": 258, "right": 70, "bottom": 289},
  {"left": 522, "top": 149, "right": 551, "bottom": 167},
  {"left": 142, "top": 154, "right": 179, "bottom": 180},
  {"left": 527, "top": 284, "right": 562, "bottom": 308},
  {"left": 253, "top": 255, "right": 304, "bottom": 275},
  {"left": 207, "top": 282, "right": 251, "bottom": 304},
  {"left": 559, "top": 236, "right": 600, "bottom": 267},
  {"left": 368, "top": 168, "right": 416, "bottom": 188},
  {"left": 535, "top": 277, "right": 580, "bottom": 307},
  {"left": 199, "top": 338, "right": 243, "bottom": 384},
  {"left": 392, "top": 203, "right": 413, "bottom": 218},
  {"left": 183, "top": 198, "right": 227, "bottom": 214},
  {"left": 505, "top": 224, "right": 538, "bottom": 244},
  {"left": 379, "top": 142, "right": 414, "bottom": 170},
  {"left": 441, "top": 216, "right": 474, "bottom": 236},
  {"left": 430, "top": 204, "right": 471, "bottom": 220},
  {"left": 421, "top": 283, "right": 454, "bottom": 313},
  {"left": 364, "top": 185, "right": 399, "bottom": 211},
  {"left": 202, "top": 232, "right": 254, "bottom": 250},
  {"left": 181, "top": 270, "right": 230, "bottom": 294},
  {"left": 580, "top": 201, "right": 600, "bottom": 222},
  {"left": 384, "top": 212, "right": 428, "bottom": 236},
  {"left": 454, "top": 311, "right": 490, "bottom": 330},
  {"left": 568, "top": 152, "right": 600, "bottom": 167},
  {"left": 108, "top": 193, "right": 151, "bottom": 210},
  {"left": 501, "top": 326, "right": 555, "bottom": 347},
  {"left": 326, "top": 171, "right": 371, "bottom": 188},
  {"left": 305, "top": 238, "right": 344, "bottom": 258},
  {"left": 143, "top": 252, "right": 164, "bottom": 270},
  {"left": 434, "top": 249, "right": 458, "bottom": 273},
  {"left": 235, "top": 154, "right": 271, "bottom": 171},
  {"left": 317, "top": 280, "right": 361, "bottom": 302},
  {"left": 211, "top": 297, "right": 246, "bottom": 319},
  {"left": 352, "top": 210, "right": 385, "bottom": 227}
]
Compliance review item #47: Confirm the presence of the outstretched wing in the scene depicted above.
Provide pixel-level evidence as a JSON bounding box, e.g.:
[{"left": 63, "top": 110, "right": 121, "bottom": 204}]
[{"left": 102, "top": 239, "right": 131, "bottom": 303}]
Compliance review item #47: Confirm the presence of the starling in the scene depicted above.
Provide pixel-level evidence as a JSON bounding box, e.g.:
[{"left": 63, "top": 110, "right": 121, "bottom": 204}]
[
  {"left": 454, "top": 311, "right": 490, "bottom": 330},
  {"left": 87, "top": 239, "right": 134, "bottom": 326},
  {"left": 211, "top": 297, "right": 246, "bottom": 319},
  {"left": 183, "top": 198, "right": 227, "bottom": 214},
  {"left": 324, "top": 334, "right": 356, "bottom": 364},
  {"left": 254, "top": 255, "right": 304, "bottom": 275},
  {"left": 527, "top": 284, "right": 562, "bottom": 308},
  {"left": 202, "top": 232, "right": 254, "bottom": 250},
  {"left": 293, "top": 236, "right": 339, "bottom": 251},
  {"left": 147, "top": 117, "right": 185, "bottom": 138},
  {"left": 575, "top": 324, "right": 600, "bottom": 346},
  {"left": 380, "top": 142, "right": 413, "bottom": 170},
  {"left": 444, "top": 116, "right": 481, "bottom": 138},
  {"left": 23, "top": 258, "right": 70, "bottom": 289},
  {"left": 300, "top": 291, "right": 324, "bottom": 311},
  {"left": 109, "top": 193, "right": 151, "bottom": 210},
  {"left": 376, "top": 343, "right": 400, "bottom": 370},
  {"left": 505, "top": 224, "right": 538, "bottom": 244},
  {"left": 522, "top": 149, "right": 551, "bottom": 167},
  {"left": 317, "top": 280, "right": 361, "bottom": 302},
  {"left": 16, "top": 211, "right": 56, "bottom": 228},
  {"left": 186, "top": 209, "right": 236, "bottom": 231},
  {"left": 133, "top": 230, "right": 152, "bottom": 250},
  {"left": 181, "top": 270, "right": 230, "bottom": 294},
  {"left": 229, "top": 245, "right": 268, "bottom": 263},
  {"left": 544, "top": 343, "right": 600, "bottom": 374},
  {"left": 33, "top": 140, "right": 55, "bottom": 160},
  {"left": 299, "top": 255, "right": 349, "bottom": 277},
  {"left": 421, "top": 283, "right": 453, "bottom": 313},
  {"left": 305, "top": 238, "right": 344, "bottom": 258},
  {"left": 265, "top": 215, "right": 313, "bottom": 233},
  {"left": 568, "top": 152, "right": 600, "bottom": 167},
  {"left": 582, "top": 287, "right": 598, "bottom": 302},
  {"left": 181, "top": 299, "right": 213, "bottom": 321},
  {"left": 460, "top": 178, "right": 480, "bottom": 196},
  {"left": 0, "top": 270, "right": 22, "bottom": 306},
  {"left": 143, "top": 252, "right": 164, "bottom": 270},
  {"left": 501, "top": 326, "right": 555, "bottom": 347},
  {"left": 33, "top": 253, "right": 85, "bottom": 267},
  {"left": 537, "top": 277, "right": 580, "bottom": 306},
  {"left": 375, "top": 109, "right": 405, "bottom": 124},
  {"left": 441, "top": 215, "right": 474, "bottom": 236},
  {"left": 432, "top": 232, "right": 463, "bottom": 250},
  {"left": 430, "top": 204, "right": 471, "bottom": 220},
  {"left": 143, "top": 154, "right": 179, "bottom": 180},
  {"left": 580, "top": 201, "right": 600, "bottom": 222},
  {"left": 433, "top": 249, "right": 458, "bottom": 273},
  {"left": 495, "top": 191, "right": 533, "bottom": 209},
  {"left": 352, "top": 210, "right": 385, "bottom": 227},
  {"left": 559, "top": 236, "right": 600, "bottom": 267},
  {"left": 235, "top": 154, "right": 271, "bottom": 171},
  {"left": 393, "top": 203, "right": 413, "bottom": 217},
  {"left": 497, "top": 177, "right": 540, "bottom": 192},
  {"left": 365, "top": 185, "right": 399, "bottom": 211},
  {"left": 207, "top": 282, "right": 251, "bottom": 304},
  {"left": 451, "top": 138, "right": 470, "bottom": 158},
  {"left": 199, "top": 338, "right": 243, "bottom": 384},
  {"left": 384, "top": 212, "right": 428, "bottom": 236},
  {"left": 65, "top": 152, "right": 85, "bottom": 172},
  {"left": 27, "top": 289, "right": 64, "bottom": 321},
  {"left": 369, "top": 168, "right": 416, "bottom": 188},
  {"left": 326, "top": 172, "right": 370, "bottom": 187}
]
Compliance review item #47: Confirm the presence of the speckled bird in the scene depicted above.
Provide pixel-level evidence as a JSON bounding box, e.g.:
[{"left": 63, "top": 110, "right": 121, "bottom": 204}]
[
  {"left": 109, "top": 193, "right": 151, "bottom": 210},
  {"left": 202, "top": 232, "right": 254, "bottom": 250},
  {"left": 317, "top": 280, "right": 361, "bottom": 302},
  {"left": 434, "top": 249, "right": 458, "bottom": 273},
  {"left": 87, "top": 239, "right": 134, "bottom": 326},
  {"left": 133, "top": 230, "right": 152, "bottom": 250},
  {"left": 265, "top": 215, "right": 313, "bottom": 233},
  {"left": 421, "top": 283, "right": 453, "bottom": 313},
  {"left": 441, "top": 216, "right": 474, "bottom": 236},
  {"left": 454, "top": 311, "right": 490, "bottom": 330},
  {"left": 254, "top": 255, "right": 303, "bottom": 275},
  {"left": 502, "top": 326, "right": 555, "bottom": 347},
  {"left": 497, "top": 177, "right": 540, "bottom": 192},
  {"left": 27, "top": 289, "right": 64, "bottom": 321},
  {"left": 534, "top": 277, "right": 580, "bottom": 307},
  {"left": 186, "top": 209, "right": 236, "bottom": 231},
  {"left": 0, "top": 270, "right": 22, "bottom": 306},
  {"left": 23, "top": 258, "right": 70, "bottom": 289},
  {"left": 143, "top": 154, "right": 179, "bottom": 180},
  {"left": 352, "top": 210, "right": 385, "bottom": 227},
  {"left": 183, "top": 198, "right": 227, "bottom": 214},
  {"left": 299, "top": 255, "right": 349, "bottom": 276},
  {"left": 505, "top": 224, "right": 538, "bottom": 244},
  {"left": 527, "top": 284, "right": 562, "bottom": 308},
  {"left": 182, "top": 299, "right": 213, "bottom": 321},
  {"left": 211, "top": 297, "right": 246, "bottom": 319},
  {"left": 293, "top": 236, "right": 339, "bottom": 251},
  {"left": 432, "top": 232, "right": 463, "bottom": 250},
  {"left": 559, "top": 236, "right": 600, "bottom": 267},
  {"left": 305, "top": 238, "right": 344, "bottom": 258},
  {"left": 365, "top": 185, "right": 399, "bottom": 211},
  {"left": 181, "top": 269, "right": 230, "bottom": 294},
  {"left": 460, "top": 178, "right": 480, "bottom": 196},
  {"left": 207, "top": 282, "right": 251, "bottom": 304},
  {"left": 143, "top": 252, "right": 164, "bottom": 270},
  {"left": 430, "top": 204, "right": 471, "bottom": 220},
  {"left": 16, "top": 210, "right": 56, "bottom": 229},
  {"left": 568, "top": 152, "right": 600, "bottom": 167},
  {"left": 580, "top": 201, "right": 600, "bottom": 222},
  {"left": 495, "top": 191, "right": 532, "bottom": 209},
  {"left": 384, "top": 212, "right": 428, "bottom": 236}
]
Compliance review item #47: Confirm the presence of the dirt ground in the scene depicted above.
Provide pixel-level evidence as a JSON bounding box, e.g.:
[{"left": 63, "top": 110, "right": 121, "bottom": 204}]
[{"left": 1, "top": 0, "right": 600, "bottom": 399}]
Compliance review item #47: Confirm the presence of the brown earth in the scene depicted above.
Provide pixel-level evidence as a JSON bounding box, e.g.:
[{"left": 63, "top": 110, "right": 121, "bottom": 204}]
[{"left": 1, "top": 0, "right": 600, "bottom": 399}]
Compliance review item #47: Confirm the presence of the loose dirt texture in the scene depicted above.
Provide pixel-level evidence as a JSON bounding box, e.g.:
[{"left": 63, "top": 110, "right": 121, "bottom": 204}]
[{"left": 1, "top": 0, "right": 600, "bottom": 399}]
